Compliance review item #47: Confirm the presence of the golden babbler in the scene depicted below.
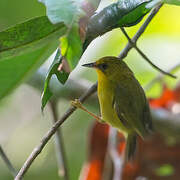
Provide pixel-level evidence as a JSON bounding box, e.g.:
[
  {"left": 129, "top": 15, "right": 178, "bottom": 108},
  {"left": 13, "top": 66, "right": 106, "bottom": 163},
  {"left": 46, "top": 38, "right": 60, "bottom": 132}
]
[{"left": 72, "top": 56, "right": 153, "bottom": 160}]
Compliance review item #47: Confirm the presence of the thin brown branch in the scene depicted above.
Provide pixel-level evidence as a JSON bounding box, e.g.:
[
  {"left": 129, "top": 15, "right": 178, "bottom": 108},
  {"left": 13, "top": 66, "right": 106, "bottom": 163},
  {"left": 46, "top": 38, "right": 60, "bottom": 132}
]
[
  {"left": 50, "top": 101, "right": 69, "bottom": 180},
  {"left": 120, "top": 27, "right": 176, "bottom": 79},
  {"left": 15, "top": 4, "right": 163, "bottom": 179},
  {"left": 145, "top": 62, "right": 180, "bottom": 91},
  {"left": 118, "top": 3, "right": 163, "bottom": 59},
  {"left": 15, "top": 83, "right": 97, "bottom": 180},
  {"left": 0, "top": 145, "right": 17, "bottom": 177}
]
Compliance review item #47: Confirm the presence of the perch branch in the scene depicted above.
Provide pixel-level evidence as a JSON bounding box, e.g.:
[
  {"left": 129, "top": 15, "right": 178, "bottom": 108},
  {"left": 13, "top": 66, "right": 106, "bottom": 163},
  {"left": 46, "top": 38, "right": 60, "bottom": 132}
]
[
  {"left": 0, "top": 145, "right": 17, "bottom": 177},
  {"left": 15, "top": 83, "right": 97, "bottom": 180},
  {"left": 120, "top": 27, "right": 176, "bottom": 78},
  {"left": 49, "top": 101, "right": 69, "bottom": 180},
  {"left": 15, "top": 4, "right": 163, "bottom": 180}
]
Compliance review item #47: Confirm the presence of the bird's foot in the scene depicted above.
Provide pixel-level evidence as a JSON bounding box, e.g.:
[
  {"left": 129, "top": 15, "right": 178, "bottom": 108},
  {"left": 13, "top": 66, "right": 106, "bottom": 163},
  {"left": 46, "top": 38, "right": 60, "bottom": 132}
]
[
  {"left": 71, "top": 99, "right": 83, "bottom": 109},
  {"left": 71, "top": 99, "right": 103, "bottom": 122}
]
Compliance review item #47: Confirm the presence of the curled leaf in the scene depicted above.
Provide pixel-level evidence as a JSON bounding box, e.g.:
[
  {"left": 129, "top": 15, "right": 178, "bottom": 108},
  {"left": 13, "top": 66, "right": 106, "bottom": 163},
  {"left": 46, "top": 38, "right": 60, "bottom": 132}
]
[{"left": 41, "top": 49, "right": 69, "bottom": 111}]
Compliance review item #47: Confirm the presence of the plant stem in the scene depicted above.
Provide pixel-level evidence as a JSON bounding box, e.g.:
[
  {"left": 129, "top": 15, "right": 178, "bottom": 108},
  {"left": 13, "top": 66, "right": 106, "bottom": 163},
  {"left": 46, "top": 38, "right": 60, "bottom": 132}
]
[
  {"left": 50, "top": 101, "right": 69, "bottom": 180},
  {"left": 144, "top": 62, "right": 180, "bottom": 91},
  {"left": 0, "top": 145, "right": 17, "bottom": 177},
  {"left": 15, "top": 83, "right": 97, "bottom": 180}
]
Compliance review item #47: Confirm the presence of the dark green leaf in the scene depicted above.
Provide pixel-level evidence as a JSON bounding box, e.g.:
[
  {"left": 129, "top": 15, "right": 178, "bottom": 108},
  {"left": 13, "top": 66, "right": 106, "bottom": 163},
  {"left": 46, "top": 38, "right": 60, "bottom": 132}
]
[
  {"left": 0, "top": 16, "right": 66, "bottom": 101},
  {"left": 41, "top": 49, "right": 69, "bottom": 111},
  {"left": 84, "top": 0, "right": 155, "bottom": 49},
  {"left": 0, "top": 16, "right": 66, "bottom": 60}
]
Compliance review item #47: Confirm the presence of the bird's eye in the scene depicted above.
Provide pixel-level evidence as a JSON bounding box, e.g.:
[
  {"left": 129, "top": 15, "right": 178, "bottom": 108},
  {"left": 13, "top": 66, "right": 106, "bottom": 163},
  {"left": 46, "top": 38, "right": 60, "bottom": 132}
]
[{"left": 100, "top": 63, "right": 108, "bottom": 71}]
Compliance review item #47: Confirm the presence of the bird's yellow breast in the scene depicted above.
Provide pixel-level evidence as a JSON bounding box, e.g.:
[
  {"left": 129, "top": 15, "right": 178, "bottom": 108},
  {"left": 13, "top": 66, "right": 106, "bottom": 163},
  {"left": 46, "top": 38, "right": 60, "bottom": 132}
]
[{"left": 97, "top": 69, "right": 129, "bottom": 134}]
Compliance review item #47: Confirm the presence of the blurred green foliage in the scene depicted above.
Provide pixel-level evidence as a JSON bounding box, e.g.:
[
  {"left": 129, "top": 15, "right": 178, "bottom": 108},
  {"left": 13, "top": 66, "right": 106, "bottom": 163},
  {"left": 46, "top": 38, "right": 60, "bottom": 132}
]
[{"left": 155, "top": 164, "right": 174, "bottom": 176}]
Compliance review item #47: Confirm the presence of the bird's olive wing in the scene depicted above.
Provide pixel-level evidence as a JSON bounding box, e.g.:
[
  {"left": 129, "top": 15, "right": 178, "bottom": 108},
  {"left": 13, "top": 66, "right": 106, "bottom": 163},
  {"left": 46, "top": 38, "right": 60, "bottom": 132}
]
[{"left": 113, "top": 77, "right": 152, "bottom": 137}]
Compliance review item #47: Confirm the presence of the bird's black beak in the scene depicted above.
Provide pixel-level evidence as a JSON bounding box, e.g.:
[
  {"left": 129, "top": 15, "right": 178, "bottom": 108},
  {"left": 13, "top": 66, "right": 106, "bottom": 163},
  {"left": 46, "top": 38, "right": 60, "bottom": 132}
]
[{"left": 82, "top": 62, "right": 96, "bottom": 68}]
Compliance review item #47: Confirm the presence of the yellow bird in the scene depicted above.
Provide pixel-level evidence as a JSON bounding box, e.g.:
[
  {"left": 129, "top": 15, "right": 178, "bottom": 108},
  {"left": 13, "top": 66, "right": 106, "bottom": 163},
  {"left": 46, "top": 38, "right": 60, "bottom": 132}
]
[{"left": 72, "top": 56, "right": 153, "bottom": 160}]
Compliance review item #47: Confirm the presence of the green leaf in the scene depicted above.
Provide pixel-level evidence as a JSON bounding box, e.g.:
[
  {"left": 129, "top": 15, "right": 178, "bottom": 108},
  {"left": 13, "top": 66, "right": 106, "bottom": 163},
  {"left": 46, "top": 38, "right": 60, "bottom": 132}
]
[
  {"left": 39, "top": 0, "right": 102, "bottom": 106},
  {"left": 39, "top": 0, "right": 84, "bottom": 82},
  {"left": 163, "top": 0, "right": 180, "bottom": 5},
  {"left": 0, "top": 16, "right": 67, "bottom": 101},
  {"left": 84, "top": 0, "right": 157, "bottom": 48},
  {"left": 0, "top": 16, "right": 66, "bottom": 60},
  {"left": 0, "top": 41, "right": 59, "bottom": 101},
  {"left": 41, "top": 49, "right": 69, "bottom": 111},
  {"left": 38, "top": 0, "right": 79, "bottom": 25},
  {"left": 60, "top": 25, "right": 82, "bottom": 69},
  {"left": 117, "top": 0, "right": 153, "bottom": 26}
]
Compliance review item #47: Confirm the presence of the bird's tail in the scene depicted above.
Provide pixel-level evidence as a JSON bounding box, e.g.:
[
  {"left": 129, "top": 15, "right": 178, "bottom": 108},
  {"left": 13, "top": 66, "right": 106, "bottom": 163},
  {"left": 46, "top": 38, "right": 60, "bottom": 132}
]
[{"left": 125, "top": 134, "right": 137, "bottom": 162}]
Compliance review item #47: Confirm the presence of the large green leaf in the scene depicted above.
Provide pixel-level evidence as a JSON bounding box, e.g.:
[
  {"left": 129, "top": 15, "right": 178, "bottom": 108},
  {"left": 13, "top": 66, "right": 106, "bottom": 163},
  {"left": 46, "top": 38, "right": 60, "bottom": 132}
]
[
  {"left": 0, "top": 16, "right": 67, "bottom": 100},
  {"left": 0, "top": 16, "right": 66, "bottom": 60},
  {"left": 0, "top": 41, "right": 59, "bottom": 100}
]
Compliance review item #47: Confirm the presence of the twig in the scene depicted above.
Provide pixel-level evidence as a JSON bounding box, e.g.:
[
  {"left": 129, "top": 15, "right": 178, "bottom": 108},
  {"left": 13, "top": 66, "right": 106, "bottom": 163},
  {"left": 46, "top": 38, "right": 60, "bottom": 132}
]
[
  {"left": 120, "top": 27, "right": 176, "bottom": 79},
  {"left": 118, "top": 3, "right": 163, "bottom": 59},
  {"left": 145, "top": 62, "right": 180, "bottom": 91},
  {"left": 0, "top": 145, "right": 17, "bottom": 177},
  {"left": 15, "top": 4, "right": 163, "bottom": 179},
  {"left": 50, "top": 101, "right": 69, "bottom": 180},
  {"left": 15, "top": 83, "right": 97, "bottom": 180}
]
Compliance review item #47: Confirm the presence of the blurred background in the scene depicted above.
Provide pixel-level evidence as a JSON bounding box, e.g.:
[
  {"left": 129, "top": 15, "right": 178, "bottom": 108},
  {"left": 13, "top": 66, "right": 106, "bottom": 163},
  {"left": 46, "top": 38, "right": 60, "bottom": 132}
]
[{"left": 0, "top": 0, "right": 180, "bottom": 179}]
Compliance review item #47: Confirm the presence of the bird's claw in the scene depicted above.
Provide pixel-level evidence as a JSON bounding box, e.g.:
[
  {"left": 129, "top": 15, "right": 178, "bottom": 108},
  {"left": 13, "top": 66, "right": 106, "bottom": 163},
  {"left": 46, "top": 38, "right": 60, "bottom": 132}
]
[{"left": 71, "top": 99, "right": 83, "bottom": 109}]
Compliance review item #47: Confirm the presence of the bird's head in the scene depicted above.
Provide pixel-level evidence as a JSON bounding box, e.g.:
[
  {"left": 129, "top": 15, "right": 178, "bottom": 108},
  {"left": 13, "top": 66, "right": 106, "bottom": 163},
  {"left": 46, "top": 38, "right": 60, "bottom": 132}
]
[{"left": 82, "top": 56, "right": 132, "bottom": 80}]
